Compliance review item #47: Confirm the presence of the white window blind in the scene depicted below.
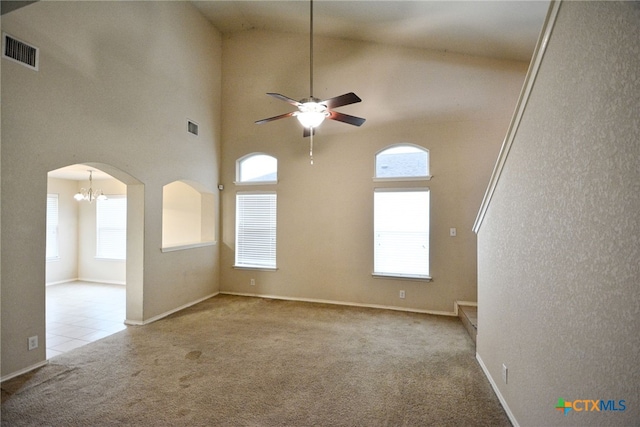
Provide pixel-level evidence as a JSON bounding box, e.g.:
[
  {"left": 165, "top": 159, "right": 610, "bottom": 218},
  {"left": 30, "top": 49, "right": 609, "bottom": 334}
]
[
  {"left": 46, "top": 194, "right": 59, "bottom": 260},
  {"left": 96, "top": 196, "right": 127, "bottom": 260},
  {"left": 374, "top": 189, "right": 430, "bottom": 278},
  {"left": 235, "top": 192, "right": 277, "bottom": 269}
]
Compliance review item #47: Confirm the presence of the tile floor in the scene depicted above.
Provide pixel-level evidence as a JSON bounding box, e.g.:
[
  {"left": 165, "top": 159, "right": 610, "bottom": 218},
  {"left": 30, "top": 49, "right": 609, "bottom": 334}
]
[{"left": 46, "top": 281, "right": 127, "bottom": 359}]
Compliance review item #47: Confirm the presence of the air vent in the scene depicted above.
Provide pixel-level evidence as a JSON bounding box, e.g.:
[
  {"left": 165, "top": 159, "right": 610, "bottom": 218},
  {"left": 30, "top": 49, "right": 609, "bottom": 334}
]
[
  {"left": 187, "top": 120, "right": 199, "bottom": 136},
  {"left": 2, "top": 32, "right": 38, "bottom": 71}
]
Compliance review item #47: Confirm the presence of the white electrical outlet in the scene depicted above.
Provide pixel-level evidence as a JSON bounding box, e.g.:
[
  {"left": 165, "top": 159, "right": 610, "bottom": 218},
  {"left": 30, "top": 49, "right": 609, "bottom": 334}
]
[
  {"left": 250, "top": 278, "right": 255, "bottom": 286},
  {"left": 28, "top": 335, "right": 38, "bottom": 351},
  {"left": 399, "top": 290, "right": 406, "bottom": 299},
  {"left": 502, "top": 363, "right": 508, "bottom": 384}
]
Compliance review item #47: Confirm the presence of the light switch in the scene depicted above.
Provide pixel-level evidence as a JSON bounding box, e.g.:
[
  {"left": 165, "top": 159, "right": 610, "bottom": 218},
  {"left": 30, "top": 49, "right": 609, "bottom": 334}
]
[{"left": 450, "top": 228, "right": 457, "bottom": 237}]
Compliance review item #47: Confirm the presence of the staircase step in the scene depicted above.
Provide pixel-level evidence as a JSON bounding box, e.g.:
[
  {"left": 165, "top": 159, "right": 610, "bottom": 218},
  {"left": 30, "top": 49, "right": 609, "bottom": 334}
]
[{"left": 458, "top": 305, "right": 477, "bottom": 344}]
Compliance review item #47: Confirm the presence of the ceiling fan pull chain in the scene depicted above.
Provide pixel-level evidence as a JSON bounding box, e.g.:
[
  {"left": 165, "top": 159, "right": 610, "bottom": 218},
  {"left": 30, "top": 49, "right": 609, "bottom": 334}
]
[{"left": 309, "top": 131, "right": 314, "bottom": 165}]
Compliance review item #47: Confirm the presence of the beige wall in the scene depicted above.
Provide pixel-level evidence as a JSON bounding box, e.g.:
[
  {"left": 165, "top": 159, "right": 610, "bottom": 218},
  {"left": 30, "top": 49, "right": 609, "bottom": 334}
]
[
  {"left": 1, "top": 2, "right": 222, "bottom": 377},
  {"left": 220, "top": 30, "right": 527, "bottom": 312},
  {"left": 476, "top": 2, "right": 640, "bottom": 425}
]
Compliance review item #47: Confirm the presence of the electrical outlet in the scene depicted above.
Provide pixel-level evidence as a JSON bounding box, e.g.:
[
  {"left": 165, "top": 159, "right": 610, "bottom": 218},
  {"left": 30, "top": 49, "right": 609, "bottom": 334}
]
[
  {"left": 399, "top": 290, "right": 406, "bottom": 299},
  {"left": 502, "top": 363, "right": 508, "bottom": 384},
  {"left": 250, "top": 278, "right": 255, "bottom": 286},
  {"left": 28, "top": 335, "right": 38, "bottom": 351}
]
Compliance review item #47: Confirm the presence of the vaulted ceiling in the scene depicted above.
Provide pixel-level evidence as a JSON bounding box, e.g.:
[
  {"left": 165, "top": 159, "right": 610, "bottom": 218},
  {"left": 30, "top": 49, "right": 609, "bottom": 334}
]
[{"left": 190, "top": 0, "right": 550, "bottom": 62}]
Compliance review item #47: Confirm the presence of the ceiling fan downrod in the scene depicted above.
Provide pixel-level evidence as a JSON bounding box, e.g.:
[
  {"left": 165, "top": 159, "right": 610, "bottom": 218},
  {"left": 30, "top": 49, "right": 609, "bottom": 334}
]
[{"left": 309, "top": 0, "right": 314, "bottom": 98}]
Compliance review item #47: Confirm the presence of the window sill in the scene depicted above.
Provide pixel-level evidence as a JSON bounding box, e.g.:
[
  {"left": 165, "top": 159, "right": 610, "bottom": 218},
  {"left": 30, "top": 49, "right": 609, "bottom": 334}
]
[
  {"left": 161, "top": 241, "right": 216, "bottom": 253},
  {"left": 234, "top": 180, "right": 278, "bottom": 186},
  {"left": 372, "top": 176, "right": 432, "bottom": 183},
  {"left": 372, "top": 273, "right": 432, "bottom": 282},
  {"left": 233, "top": 265, "right": 277, "bottom": 272}
]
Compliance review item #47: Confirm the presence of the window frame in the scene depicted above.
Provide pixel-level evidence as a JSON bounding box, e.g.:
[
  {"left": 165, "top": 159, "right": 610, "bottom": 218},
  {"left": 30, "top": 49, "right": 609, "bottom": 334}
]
[
  {"left": 372, "top": 143, "right": 432, "bottom": 281},
  {"left": 234, "top": 191, "right": 277, "bottom": 270},
  {"left": 235, "top": 153, "right": 278, "bottom": 185},
  {"left": 373, "top": 143, "right": 431, "bottom": 182},
  {"left": 373, "top": 187, "right": 431, "bottom": 280}
]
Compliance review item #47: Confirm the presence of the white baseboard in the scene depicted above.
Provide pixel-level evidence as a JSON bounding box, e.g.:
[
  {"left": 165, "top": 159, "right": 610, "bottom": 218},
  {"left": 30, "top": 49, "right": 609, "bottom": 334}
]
[
  {"left": 1, "top": 360, "right": 49, "bottom": 383},
  {"left": 46, "top": 278, "right": 78, "bottom": 286},
  {"left": 78, "top": 278, "right": 126, "bottom": 286},
  {"left": 220, "top": 291, "right": 457, "bottom": 317},
  {"left": 476, "top": 352, "right": 519, "bottom": 427},
  {"left": 125, "top": 292, "right": 219, "bottom": 326}
]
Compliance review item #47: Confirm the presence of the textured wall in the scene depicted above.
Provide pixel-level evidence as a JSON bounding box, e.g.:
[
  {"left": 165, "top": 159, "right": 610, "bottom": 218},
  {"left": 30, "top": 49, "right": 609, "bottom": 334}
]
[
  {"left": 220, "top": 30, "right": 527, "bottom": 313},
  {"left": 1, "top": 2, "right": 222, "bottom": 377},
  {"left": 477, "top": 2, "right": 640, "bottom": 425}
]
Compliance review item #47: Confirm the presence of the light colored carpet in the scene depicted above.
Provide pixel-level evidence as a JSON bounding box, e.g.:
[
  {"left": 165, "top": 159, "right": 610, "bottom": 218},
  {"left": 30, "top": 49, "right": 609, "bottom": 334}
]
[{"left": 2, "top": 295, "right": 510, "bottom": 426}]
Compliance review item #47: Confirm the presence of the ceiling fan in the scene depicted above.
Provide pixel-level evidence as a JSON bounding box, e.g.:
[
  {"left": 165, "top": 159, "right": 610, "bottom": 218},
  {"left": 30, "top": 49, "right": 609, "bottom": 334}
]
[{"left": 255, "top": 0, "right": 366, "bottom": 159}]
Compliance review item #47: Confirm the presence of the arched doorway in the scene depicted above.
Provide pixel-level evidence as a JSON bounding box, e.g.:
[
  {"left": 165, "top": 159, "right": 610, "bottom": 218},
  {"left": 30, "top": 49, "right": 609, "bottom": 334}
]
[{"left": 46, "top": 163, "right": 144, "bottom": 357}]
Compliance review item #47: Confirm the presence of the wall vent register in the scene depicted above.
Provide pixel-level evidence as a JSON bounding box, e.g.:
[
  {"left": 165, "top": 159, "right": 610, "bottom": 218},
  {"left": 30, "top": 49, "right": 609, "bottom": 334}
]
[{"left": 2, "top": 32, "right": 38, "bottom": 71}]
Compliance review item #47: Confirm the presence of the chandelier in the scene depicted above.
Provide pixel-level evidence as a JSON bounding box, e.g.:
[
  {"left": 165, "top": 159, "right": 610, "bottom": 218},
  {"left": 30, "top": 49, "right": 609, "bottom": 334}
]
[{"left": 74, "top": 170, "right": 107, "bottom": 203}]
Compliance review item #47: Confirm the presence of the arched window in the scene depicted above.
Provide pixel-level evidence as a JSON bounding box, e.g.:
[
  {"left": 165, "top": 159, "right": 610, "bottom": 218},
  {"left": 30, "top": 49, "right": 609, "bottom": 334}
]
[
  {"left": 162, "top": 180, "right": 215, "bottom": 251},
  {"left": 373, "top": 144, "right": 430, "bottom": 279},
  {"left": 237, "top": 153, "right": 278, "bottom": 184},
  {"left": 375, "top": 144, "right": 429, "bottom": 179},
  {"left": 234, "top": 153, "right": 278, "bottom": 269}
]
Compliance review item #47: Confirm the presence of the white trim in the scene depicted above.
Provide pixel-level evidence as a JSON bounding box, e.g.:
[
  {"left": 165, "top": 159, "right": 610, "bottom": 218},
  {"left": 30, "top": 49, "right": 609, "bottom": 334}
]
[
  {"left": 476, "top": 353, "right": 520, "bottom": 427},
  {"left": 473, "top": 0, "right": 562, "bottom": 234},
  {"left": 124, "top": 292, "right": 219, "bottom": 326},
  {"left": 161, "top": 241, "right": 216, "bottom": 253},
  {"left": 454, "top": 300, "right": 478, "bottom": 316},
  {"left": 1, "top": 360, "right": 49, "bottom": 383},
  {"left": 373, "top": 176, "right": 432, "bottom": 183},
  {"left": 372, "top": 273, "right": 432, "bottom": 282},
  {"left": 233, "top": 180, "right": 278, "bottom": 186},
  {"left": 233, "top": 265, "right": 278, "bottom": 272},
  {"left": 77, "top": 278, "right": 126, "bottom": 286},
  {"left": 46, "top": 278, "right": 78, "bottom": 286},
  {"left": 220, "top": 291, "right": 457, "bottom": 317}
]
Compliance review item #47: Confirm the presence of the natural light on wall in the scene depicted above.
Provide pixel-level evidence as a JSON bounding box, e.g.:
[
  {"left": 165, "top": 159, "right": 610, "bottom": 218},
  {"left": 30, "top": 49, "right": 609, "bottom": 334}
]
[{"left": 162, "top": 180, "right": 215, "bottom": 251}]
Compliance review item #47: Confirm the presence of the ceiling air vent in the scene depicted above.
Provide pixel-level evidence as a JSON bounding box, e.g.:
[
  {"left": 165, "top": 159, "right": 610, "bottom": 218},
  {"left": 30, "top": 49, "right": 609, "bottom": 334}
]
[
  {"left": 187, "top": 120, "right": 199, "bottom": 136},
  {"left": 2, "top": 32, "right": 39, "bottom": 71}
]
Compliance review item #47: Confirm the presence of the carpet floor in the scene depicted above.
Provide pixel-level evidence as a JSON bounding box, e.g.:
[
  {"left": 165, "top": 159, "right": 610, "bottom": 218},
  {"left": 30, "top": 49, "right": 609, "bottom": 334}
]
[{"left": 1, "top": 295, "right": 510, "bottom": 426}]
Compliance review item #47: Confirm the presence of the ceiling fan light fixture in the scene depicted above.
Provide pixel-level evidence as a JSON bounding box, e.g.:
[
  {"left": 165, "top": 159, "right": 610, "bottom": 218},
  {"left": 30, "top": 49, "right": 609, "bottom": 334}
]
[{"left": 295, "top": 101, "right": 328, "bottom": 128}]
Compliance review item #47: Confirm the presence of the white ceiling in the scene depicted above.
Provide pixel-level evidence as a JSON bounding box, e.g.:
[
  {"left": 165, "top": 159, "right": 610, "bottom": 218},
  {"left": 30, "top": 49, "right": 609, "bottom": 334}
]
[
  {"left": 49, "top": 164, "right": 112, "bottom": 181},
  {"left": 190, "top": 0, "right": 550, "bottom": 62}
]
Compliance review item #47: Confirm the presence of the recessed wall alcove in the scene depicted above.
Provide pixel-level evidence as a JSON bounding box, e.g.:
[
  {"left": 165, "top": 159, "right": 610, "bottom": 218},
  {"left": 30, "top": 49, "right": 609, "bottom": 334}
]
[{"left": 162, "top": 180, "right": 215, "bottom": 251}]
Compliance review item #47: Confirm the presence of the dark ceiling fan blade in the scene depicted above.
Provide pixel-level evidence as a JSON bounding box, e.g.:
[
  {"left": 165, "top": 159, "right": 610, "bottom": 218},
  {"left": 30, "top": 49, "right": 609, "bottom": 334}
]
[
  {"left": 321, "top": 92, "right": 362, "bottom": 109},
  {"left": 328, "top": 111, "right": 366, "bottom": 127},
  {"left": 255, "top": 111, "right": 295, "bottom": 125},
  {"left": 267, "top": 93, "right": 302, "bottom": 107}
]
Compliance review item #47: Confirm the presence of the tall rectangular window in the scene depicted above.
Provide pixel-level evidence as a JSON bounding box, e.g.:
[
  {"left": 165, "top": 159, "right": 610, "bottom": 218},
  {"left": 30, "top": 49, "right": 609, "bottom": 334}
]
[
  {"left": 96, "top": 196, "right": 127, "bottom": 260},
  {"left": 235, "top": 192, "right": 277, "bottom": 269},
  {"left": 374, "top": 188, "right": 430, "bottom": 278},
  {"left": 46, "top": 194, "right": 59, "bottom": 260}
]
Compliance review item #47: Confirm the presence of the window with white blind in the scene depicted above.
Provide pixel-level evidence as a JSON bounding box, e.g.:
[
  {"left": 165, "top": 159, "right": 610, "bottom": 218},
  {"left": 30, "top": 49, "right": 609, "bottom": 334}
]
[
  {"left": 46, "top": 194, "right": 59, "bottom": 260},
  {"left": 373, "top": 144, "right": 430, "bottom": 279},
  {"left": 235, "top": 192, "right": 277, "bottom": 269},
  {"left": 374, "top": 189, "right": 430, "bottom": 278},
  {"left": 96, "top": 196, "right": 127, "bottom": 260}
]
